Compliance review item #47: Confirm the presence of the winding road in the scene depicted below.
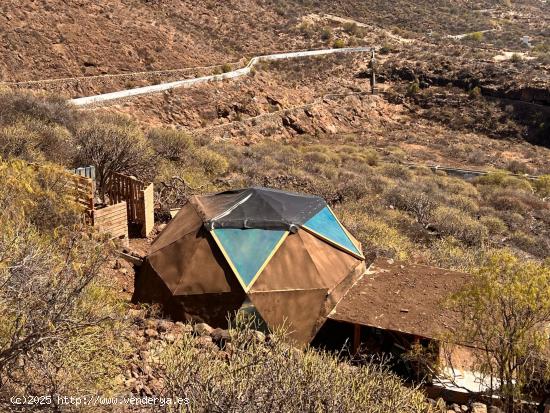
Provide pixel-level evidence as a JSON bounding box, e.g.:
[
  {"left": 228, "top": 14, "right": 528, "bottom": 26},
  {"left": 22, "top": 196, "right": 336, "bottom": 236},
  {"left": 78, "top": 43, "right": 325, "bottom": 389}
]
[{"left": 70, "top": 47, "right": 372, "bottom": 106}]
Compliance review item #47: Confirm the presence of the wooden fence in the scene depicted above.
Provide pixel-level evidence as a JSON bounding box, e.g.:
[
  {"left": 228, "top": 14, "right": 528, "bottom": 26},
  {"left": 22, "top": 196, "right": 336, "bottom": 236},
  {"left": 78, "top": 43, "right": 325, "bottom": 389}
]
[
  {"left": 92, "top": 201, "right": 129, "bottom": 246},
  {"left": 69, "top": 173, "right": 95, "bottom": 211},
  {"left": 106, "top": 172, "right": 154, "bottom": 237}
]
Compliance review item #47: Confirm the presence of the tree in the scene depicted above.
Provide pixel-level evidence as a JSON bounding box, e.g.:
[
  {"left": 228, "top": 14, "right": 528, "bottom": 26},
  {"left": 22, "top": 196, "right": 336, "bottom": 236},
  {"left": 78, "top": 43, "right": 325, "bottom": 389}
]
[
  {"left": 447, "top": 251, "right": 550, "bottom": 412},
  {"left": 74, "top": 114, "right": 155, "bottom": 200}
]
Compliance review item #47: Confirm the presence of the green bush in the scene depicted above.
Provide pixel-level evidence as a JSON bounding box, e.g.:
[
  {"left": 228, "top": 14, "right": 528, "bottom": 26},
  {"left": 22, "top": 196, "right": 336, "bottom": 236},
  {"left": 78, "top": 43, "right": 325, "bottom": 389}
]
[
  {"left": 479, "top": 215, "right": 507, "bottom": 236},
  {"left": 406, "top": 82, "right": 420, "bottom": 96},
  {"left": 429, "top": 236, "right": 485, "bottom": 271},
  {"left": 333, "top": 39, "right": 346, "bottom": 49},
  {"left": 195, "top": 148, "right": 229, "bottom": 175},
  {"left": 467, "top": 31, "right": 484, "bottom": 42},
  {"left": 384, "top": 186, "right": 437, "bottom": 226},
  {"left": 221, "top": 63, "right": 233, "bottom": 73},
  {"left": 0, "top": 160, "right": 130, "bottom": 404},
  {"left": 468, "top": 86, "right": 482, "bottom": 99},
  {"left": 447, "top": 194, "right": 479, "bottom": 215},
  {"left": 148, "top": 128, "right": 194, "bottom": 161},
  {"left": 431, "top": 206, "right": 488, "bottom": 246}
]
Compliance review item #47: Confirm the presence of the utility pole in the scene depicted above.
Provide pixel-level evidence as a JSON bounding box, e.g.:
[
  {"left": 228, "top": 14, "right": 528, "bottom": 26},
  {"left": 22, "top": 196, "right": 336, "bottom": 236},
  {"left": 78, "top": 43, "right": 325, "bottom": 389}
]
[{"left": 370, "top": 49, "right": 377, "bottom": 95}]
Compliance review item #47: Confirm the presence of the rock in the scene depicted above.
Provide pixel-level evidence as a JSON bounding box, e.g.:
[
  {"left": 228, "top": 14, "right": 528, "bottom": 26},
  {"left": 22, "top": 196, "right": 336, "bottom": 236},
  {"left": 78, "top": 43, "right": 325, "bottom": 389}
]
[
  {"left": 157, "top": 319, "right": 173, "bottom": 333},
  {"left": 194, "top": 323, "right": 214, "bottom": 336},
  {"left": 471, "top": 403, "right": 487, "bottom": 413},
  {"left": 164, "top": 333, "right": 176, "bottom": 343},
  {"left": 196, "top": 335, "right": 216, "bottom": 350},
  {"left": 487, "top": 407, "right": 503, "bottom": 413},
  {"left": 174, "top": 322, "right": 193, "bottom": 335},
  {"left": 460, "top": 406, "right": 468, "bottom": 412},
  {"left": 450, "top": 403, "right": 461, "bottom": 412},
  {"left": 211, "top": 328, "right": 231, "bottom": 344},
  {"left": 145, "top": 328, "right": 159, "bottom": 338}
]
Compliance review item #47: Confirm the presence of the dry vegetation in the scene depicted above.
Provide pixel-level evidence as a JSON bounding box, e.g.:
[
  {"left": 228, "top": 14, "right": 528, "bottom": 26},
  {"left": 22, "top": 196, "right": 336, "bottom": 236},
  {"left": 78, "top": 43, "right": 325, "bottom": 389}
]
[
  {"left": 159, "top": 317, "right": 432, "bottom": 413},
  {"left": 1, "top": 87, "right": 548, "bottom": 271}
]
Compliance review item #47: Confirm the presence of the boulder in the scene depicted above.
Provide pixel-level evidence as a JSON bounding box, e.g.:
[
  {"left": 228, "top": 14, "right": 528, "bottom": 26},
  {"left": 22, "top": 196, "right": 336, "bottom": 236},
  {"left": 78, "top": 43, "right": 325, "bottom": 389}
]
[{"left": 194, "top": 323, "right": 214, "bottom": 336}]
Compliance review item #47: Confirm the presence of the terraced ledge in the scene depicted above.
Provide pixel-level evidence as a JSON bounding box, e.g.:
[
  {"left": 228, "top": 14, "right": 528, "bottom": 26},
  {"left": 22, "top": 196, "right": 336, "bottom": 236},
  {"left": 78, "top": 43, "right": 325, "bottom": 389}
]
[{"left": 70, "top": 47, "right": 372, "bottom": 107}]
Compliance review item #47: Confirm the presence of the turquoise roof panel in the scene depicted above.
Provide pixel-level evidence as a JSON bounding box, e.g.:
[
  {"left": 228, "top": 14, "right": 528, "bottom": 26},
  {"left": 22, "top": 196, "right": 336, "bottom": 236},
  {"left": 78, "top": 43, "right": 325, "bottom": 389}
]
[
  {"left": 302, "top": 207, "right": 361, "bottom": 256},
  {"left": 212, "top": 228, "right": 287, "bottom": 289}
]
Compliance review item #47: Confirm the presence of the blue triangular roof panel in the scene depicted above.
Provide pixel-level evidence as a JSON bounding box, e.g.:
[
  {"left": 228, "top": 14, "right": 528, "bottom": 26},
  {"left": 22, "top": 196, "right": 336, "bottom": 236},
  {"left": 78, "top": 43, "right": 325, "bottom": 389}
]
[
  {"left": 302, "top": 207, "right": 362, "bottom": 257},
  {"left": 211, "top": 228, "right": 288, "bottom": 291}
]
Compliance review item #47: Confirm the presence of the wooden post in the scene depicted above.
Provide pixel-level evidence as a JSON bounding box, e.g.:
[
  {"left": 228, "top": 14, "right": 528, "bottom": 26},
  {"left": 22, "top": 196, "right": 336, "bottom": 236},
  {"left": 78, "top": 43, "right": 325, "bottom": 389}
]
[
  {"left": 353, "top": 324, "right": 361, "bottom": 354},
  {"left": 370, "top": 50, "right": 377, "bottom": 95}
]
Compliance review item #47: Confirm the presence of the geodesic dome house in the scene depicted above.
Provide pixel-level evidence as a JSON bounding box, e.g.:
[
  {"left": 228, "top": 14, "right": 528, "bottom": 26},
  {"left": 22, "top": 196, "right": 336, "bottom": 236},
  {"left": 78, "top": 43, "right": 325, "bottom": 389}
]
[{"left": 133, "top": 187, "right": 367, "bottom": 345}]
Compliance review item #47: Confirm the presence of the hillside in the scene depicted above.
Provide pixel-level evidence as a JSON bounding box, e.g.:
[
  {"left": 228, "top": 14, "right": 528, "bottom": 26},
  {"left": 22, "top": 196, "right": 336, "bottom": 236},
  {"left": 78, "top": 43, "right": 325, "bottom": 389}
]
[{"left": 1, "top": 0, "right": 548, "bottom": 82}]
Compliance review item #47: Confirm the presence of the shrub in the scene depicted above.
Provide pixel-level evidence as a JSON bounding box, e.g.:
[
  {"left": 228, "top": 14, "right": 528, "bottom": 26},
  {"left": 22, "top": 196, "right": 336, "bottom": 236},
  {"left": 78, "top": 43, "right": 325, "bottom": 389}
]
[
  {"left": 0, "top": 160, "right": 130, "bottom": 405},
  {"left": 148, "top": 128, "right": 194, "bottom": 161},
  {"left": 343, "top": 22, "right": 361, "bottom": 36},
  {"left": 0, "top": 159, "right": 83, "bottom": 231},
  {"left": 431, "top": 206, "right": 488, "bottom": 246},
  {"left": 161, "top": 319, "right": 431, "bottom": 413},
  {"left": 74, "top": 113, "right": 156, "bottom": 198},
  {"left": 447, "top": 194, "right": 479, "bottom": 215},
  {"left": 333, "top": 39, "right": 346, "bottom": 49},
  {"left": 510, "top": 231, "right": 548, "bottom": 258},
  {"left": 378, "top": 163, "right": 412, "bottom": 180},
  {"left": 379, "top": 44, "right": 392, "bottom": 55},
  {"left": 384, "top": 186, "right": 438, "bottom": 226},
  {"left": 467, "top": 31, "right": 484, "bottom": 42},
  {"left": 533, "top": 175, "right": 550, "bottom": 199},
  {"left": 506, "top": 160, "right": 533, "bottom": 175},
  {"left": 195, "top": 148, "right": 229, "bottom": 175},
  {"left": 320, "top": 27, "right": 333, "bottom": 42},
  {"left": 303, "top": 151, "right": 333, "bottom": 164},
  {"left": 0, "top": 122, "right": 41, "bottom": 161},
  {"left": 479, "top": 215, "right": 507, "bottom": 236},
  {"left": 406, "top": 82, "right": 420, "bottom": 96},
  {"left": 0, "top": 118, "right": 75, "bottom": 165},
  {"left": 468, "top": 86, "right": 481, "bottom": 99},
  {"left": 447, "top": 252, "right": 550, "bottom": 410},
  {"left": 0, "top": 89, "right": 77, "bottom": 129},
  {"left": 429, "top": 236, "right": 485, "bottom": 271},
  {"left": 340, "top": 209, "right": 413, "bottom": 260},
  {"left": 221, "top": 63, "right": 233, "bottom": 73},
  {"left": 510, "top": 53, "right": 523, "bottom": 63}
]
